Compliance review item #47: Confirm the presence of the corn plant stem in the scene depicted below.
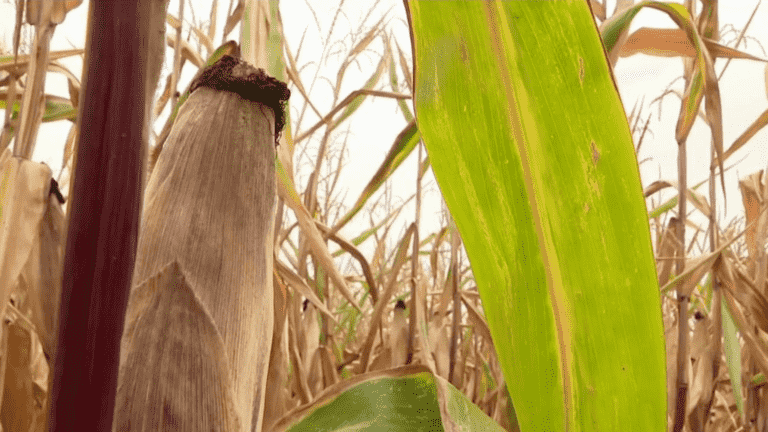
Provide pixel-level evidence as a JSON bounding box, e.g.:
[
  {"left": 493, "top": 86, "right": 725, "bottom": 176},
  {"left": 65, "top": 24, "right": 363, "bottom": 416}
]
[
  {"left": 13, "top": 3, "right": 53, "bottom": 159},
  {"left": 48, "top": 1, "right": 167, "bottom": 430},
  {"left": 673, "top": 135, "right": 689, "bottom": 432},
  {"left": 702, "top": 139, "right": 722, "bottom": 424},
  {"left": 169, "top": 0, "right": 184, "bottom": 109},
  {"left": 315, "top": 221, "right": 379, "bottom": 304},
  {"left": 407, "top": 136, "right": 425, "bottom": 366},
  {"left": 449, "top": 248, "right": 460, "bottom": 384},
  {"left": 407, "top": 223, "right": 419, "bottom": 365}
]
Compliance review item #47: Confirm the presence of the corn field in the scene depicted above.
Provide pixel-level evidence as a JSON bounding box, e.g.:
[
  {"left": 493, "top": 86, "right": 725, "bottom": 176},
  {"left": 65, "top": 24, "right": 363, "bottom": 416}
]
[{"left": 1, "top": 0, "right": 768, "bottom": 431}]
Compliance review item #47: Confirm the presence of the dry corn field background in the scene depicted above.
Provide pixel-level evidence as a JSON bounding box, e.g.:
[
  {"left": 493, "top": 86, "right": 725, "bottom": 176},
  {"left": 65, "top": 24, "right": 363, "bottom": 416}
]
[{"left": 2, "top": 0, "right": 768, "bottom": 431}]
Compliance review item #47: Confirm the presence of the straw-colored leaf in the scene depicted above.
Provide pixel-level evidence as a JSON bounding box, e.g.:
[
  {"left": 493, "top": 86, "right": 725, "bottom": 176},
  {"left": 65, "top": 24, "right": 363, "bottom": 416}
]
[
  {"left": 208, "top": 0, "right": 218, "bottom": 42},
  {"left": 191, "top": 26, "right": 214, "bottom": 55},
  {"left": 394, "top": 38, "right": 413, "bottom": 94},
  {"left": 1, "top": 321, "right": 40, "bottom": 431},
  {"left": 715, "top": 108, "right": 768, "bottom": 168},
  {"left": 0, "top": 153, "right": 53, "bottom": 325},
  {"left": 717, "top": 258, "right": 768, "bottom": 383},
  {"left": 329, "top": 38, "right": 391, "bottom": 131},
  {"left": 274, "top": 258, "right": 337, "bottom": 324},
  {"left": 659, "top": 232, "right": 743, "bottom": 296},
  {"left": 333, "top": 15, "right": 386, "bottom": 97},
  {"left": 18, "top": 182, "right": 64, "bottom": 359},
  {"left": 24, "top": 0, "right": 81, "bottom": 25},
  {"left": 644, "top": 179, "right": 711, "bottom": 216},
  {"left": 165, "top": 33, "right": 204, "bottom": 67},
  {"left": 0, "top": 49, "right": 83, "bottom": 72},
  {"left": 619, "top": 27, "right": 767, "bottom": 61},
  {"left": 315, "top": 221, "right": 379, "bottom": 304},
  {"left": 223, "top": 0, "right": 245, "bottom": 41},
  {"left": 14, "top": 7, "right": 56, "bottom": 158},
  {"left": 277, "top": 158, "right": 362, "bottom": 314},
  {"left": 358, "top": 224, "right": 415, "bottom": 373},
  {"left": 388, "top": 42, "right": 413, "bottom": 122}
]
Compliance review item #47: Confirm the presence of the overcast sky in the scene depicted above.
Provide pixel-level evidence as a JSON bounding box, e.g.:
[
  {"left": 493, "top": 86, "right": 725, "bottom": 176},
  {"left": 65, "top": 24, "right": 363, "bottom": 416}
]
[{"left": 2, "top": 0, "right": 767, "bottom": 251}]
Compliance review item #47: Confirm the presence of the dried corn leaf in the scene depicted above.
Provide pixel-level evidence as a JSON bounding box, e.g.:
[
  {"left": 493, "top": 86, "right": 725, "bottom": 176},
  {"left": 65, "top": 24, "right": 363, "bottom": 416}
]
[
  {"left": 276, "top": 162, "right": 361, "bottom": 314},
  {"left": 716, "top": 109, "right": 768, "bottom": 169},
  {"left": 19, "top": 187, "right": 64, "bottom": 358},
  {"left": 0, "top": 49, "right": 83, "bottom": 73},
  {"left": 660, "top": 230, "right": 743, "bottom": 296},
  {"left": 165, "top": 33, "right": 204, "bottom": 67},
  {"left": 262, "top": 270, "right": 290, "bottom": 430},
  {"left": 619, "top": 27, "right": 766, "bottom": 61},
  {"left": 24, "top": 0, "right": 81, "bottom": 25},
  {"left": 274, "top": 258, "right": 336, "bottom": 323},
  {"left": 0, "top": 152, "right": 53, "bottom": 327},
  {"left": 223, "top": 0, "right": 245, "bottom": 41},
  {"left": 358, "top": 224, "right": 416, "bottom": 373}
]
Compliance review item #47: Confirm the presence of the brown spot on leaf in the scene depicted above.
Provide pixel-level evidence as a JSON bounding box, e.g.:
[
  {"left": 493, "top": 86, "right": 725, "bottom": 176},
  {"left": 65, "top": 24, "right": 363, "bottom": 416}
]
[
  {"left": 591, "top": 141, "right": 600, "bottom": 165},
  {"left": 459, "top": 38, "right": 469, "bottom": 64}
]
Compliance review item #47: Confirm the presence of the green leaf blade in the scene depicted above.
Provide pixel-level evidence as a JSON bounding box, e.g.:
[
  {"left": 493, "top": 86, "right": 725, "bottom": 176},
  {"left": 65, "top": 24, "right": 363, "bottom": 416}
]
[{"left": 407, "top": 2, "right": 666, "bottom": 431}]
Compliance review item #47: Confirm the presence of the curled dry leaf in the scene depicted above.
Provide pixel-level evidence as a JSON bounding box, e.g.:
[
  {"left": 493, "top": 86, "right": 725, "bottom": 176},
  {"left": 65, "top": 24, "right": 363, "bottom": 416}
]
[
  {"left": 165, "top": 33, "right": 204, "bottom": 67},
  {"left": 274, "top": 258, "right": 337, "bottom": 324},
  {"left": 24, "top": 0, "right": 82, "bottom": 25},
  {"left": 619, "top": 27, "right": 767, "bottom": 61},
  {"left": 223, "top": 0, "right": 245, "bottom": 41},
  {"left": 0, "top": 153, "right": 55, "bottom": 345}
]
